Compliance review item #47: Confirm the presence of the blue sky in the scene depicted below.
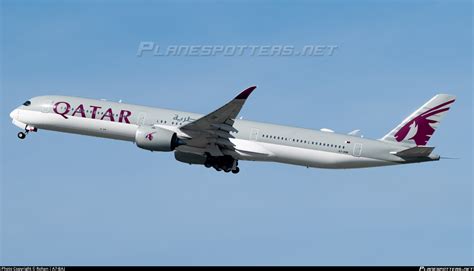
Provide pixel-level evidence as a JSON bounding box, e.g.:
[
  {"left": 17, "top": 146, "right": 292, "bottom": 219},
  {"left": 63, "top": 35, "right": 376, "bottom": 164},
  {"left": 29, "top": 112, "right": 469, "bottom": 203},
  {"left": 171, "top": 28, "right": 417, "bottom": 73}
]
[{"left": 1, "top": 0, "right": 472, "bottom": 265}]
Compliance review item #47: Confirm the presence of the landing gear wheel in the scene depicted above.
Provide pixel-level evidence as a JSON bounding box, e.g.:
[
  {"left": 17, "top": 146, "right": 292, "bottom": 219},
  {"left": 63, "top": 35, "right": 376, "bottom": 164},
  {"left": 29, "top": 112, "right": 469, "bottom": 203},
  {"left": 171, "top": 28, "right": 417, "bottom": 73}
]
[
  {"left": 224, "top": 168, "right": 232, "bottom": 173},
  {"left": 231, "top": 167, "right": 240, "bottom": 174},
  {"left": 204, "top": 162, "right": 212, "bottom": 168},
  {"left": 17, "top": 132, "right": 26, "bottom": 139}
]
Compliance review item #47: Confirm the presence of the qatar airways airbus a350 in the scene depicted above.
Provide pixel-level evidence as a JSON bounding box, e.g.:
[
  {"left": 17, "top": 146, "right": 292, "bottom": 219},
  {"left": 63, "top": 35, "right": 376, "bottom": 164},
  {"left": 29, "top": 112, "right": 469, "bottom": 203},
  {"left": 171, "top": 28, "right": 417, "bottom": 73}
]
[{"left": 10, "top": 86, "right": 455, "bottom": 174}]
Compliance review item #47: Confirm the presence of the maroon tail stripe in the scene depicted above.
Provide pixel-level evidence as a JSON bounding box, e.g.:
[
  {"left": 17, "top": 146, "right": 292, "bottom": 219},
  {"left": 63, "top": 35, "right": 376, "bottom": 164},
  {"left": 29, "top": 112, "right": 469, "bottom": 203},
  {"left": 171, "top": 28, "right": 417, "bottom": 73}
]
[{"left": 420, "top": 99, "right": 455, "bottom": 117}]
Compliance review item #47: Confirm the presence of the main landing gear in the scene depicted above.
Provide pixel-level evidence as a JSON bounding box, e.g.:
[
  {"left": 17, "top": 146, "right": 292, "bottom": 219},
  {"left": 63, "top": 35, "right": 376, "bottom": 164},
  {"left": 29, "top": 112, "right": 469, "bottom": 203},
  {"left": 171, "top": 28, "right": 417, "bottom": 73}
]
[{"left": 204, "top": 154, "right": 240, "bottom": 174}]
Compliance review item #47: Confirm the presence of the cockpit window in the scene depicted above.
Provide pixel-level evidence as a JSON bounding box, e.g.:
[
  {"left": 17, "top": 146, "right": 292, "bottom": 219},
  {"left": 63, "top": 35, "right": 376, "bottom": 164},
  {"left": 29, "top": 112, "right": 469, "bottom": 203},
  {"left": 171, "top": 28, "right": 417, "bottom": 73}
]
[{"left": 23, "top": 101, "right": 31, "bottom": 106}]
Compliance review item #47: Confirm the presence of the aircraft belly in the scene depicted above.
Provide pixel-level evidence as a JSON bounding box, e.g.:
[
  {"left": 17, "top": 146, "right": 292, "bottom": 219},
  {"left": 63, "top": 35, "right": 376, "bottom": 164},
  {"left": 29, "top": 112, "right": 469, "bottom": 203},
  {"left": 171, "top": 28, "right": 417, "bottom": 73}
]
[{"left": 248, "top": 142, "right": 394, "bottom": 169}]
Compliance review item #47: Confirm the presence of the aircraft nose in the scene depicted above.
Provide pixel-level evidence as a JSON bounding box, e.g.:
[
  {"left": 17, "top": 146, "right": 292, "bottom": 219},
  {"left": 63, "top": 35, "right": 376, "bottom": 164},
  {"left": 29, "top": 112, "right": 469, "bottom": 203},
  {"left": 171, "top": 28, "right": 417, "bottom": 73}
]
[{"left": 10, "top": 109, "right": 19, "bottom": 120}]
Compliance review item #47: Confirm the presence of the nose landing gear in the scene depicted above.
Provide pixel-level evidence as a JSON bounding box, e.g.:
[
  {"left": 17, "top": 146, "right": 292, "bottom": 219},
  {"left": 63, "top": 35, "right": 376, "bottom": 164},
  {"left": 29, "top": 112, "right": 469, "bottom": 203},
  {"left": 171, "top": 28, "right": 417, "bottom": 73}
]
[
  {"left": 16, "top": 125, "right": 37, "bottom": 140},
  {"left": 17, "top": 131, "right": 27, "bottom": 139}
]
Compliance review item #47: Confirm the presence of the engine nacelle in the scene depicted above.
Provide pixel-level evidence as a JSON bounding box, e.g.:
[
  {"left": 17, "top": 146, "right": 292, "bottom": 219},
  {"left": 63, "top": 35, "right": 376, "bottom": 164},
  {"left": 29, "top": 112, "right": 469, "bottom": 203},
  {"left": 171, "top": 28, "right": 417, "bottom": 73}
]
[
  {"left": 174, "top": 151, "right": 207, "bottom": 165},
  {"left": 135, "top": 126, "right": 180, "bottom": 152}
]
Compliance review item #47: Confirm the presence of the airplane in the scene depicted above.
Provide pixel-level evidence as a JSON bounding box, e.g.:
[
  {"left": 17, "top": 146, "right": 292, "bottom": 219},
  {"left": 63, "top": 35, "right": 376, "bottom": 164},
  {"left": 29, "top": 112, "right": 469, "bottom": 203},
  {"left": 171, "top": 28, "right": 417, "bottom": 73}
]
[{"left": 9, "top": 86, "right": 455, "bottom": 174}]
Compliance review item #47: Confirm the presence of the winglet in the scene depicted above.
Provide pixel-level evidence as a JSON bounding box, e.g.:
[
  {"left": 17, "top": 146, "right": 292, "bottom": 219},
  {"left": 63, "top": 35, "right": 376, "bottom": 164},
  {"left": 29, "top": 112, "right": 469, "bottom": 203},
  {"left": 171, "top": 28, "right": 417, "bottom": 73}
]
[{"left": 235, "top": 86, "right": 257, "bottom": 100}]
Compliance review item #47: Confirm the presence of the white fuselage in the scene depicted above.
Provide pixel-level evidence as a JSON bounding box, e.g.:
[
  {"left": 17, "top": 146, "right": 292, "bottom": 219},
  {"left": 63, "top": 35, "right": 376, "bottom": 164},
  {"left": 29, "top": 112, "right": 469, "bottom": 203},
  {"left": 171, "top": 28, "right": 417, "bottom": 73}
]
[{"left": 10, "top": 95, "right": 415, "bottom": 169}]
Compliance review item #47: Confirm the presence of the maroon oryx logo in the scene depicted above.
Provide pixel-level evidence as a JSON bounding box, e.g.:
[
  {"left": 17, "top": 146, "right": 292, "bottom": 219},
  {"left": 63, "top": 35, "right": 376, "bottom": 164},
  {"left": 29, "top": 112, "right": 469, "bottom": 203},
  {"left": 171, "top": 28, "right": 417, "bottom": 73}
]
[
  {"left": 394, "top": 99, "right": 454, "bottom": 145},
  {"left": 145, "top": 132, "right": 156, "bottom": 141}
]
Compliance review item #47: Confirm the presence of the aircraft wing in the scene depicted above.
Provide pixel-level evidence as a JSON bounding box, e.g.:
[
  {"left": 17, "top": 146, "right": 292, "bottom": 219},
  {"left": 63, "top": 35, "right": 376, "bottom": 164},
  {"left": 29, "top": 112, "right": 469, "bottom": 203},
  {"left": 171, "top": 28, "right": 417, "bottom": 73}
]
[{"left": 179, "top": 86, "right": 257, "bottom": 156}]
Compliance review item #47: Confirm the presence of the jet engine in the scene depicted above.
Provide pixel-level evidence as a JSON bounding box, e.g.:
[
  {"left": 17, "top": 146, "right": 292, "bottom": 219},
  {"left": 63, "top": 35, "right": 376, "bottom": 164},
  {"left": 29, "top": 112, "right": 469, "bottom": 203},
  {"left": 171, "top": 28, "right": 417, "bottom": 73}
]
[{"left": 135, "top": 126, "right": 182, "bottom": 152}]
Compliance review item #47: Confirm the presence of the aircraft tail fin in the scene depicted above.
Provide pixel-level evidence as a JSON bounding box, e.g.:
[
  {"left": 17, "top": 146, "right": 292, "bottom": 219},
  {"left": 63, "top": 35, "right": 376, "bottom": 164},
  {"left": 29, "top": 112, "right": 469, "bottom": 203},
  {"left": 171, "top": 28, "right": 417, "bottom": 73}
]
[{"left": 380, "top": 94, "right": 456, "bottom": 146}]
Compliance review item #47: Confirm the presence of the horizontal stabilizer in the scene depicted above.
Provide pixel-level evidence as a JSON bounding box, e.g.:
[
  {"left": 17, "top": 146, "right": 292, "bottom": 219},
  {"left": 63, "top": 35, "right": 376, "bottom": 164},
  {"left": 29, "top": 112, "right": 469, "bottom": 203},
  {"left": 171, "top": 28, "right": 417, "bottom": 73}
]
[{"left": 391, "top": 146, "right": 435, "bottom": 158}]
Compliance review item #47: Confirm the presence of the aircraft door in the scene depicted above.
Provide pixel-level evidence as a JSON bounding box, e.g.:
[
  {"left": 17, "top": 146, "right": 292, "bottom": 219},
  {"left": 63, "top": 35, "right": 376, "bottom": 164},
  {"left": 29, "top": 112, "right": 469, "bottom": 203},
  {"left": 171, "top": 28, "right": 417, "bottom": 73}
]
[
  {"left": 137, "top": 112, "right": 146, "bottom": 125},
  {"left": 42, "top": 100, "right": 53, "bottom": 113},
  {"left": 249, "top": 128, "right": 259, "bottom": 141},
  {"left": 353, "top": 143, "right": 363, "bottom": 157}
]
